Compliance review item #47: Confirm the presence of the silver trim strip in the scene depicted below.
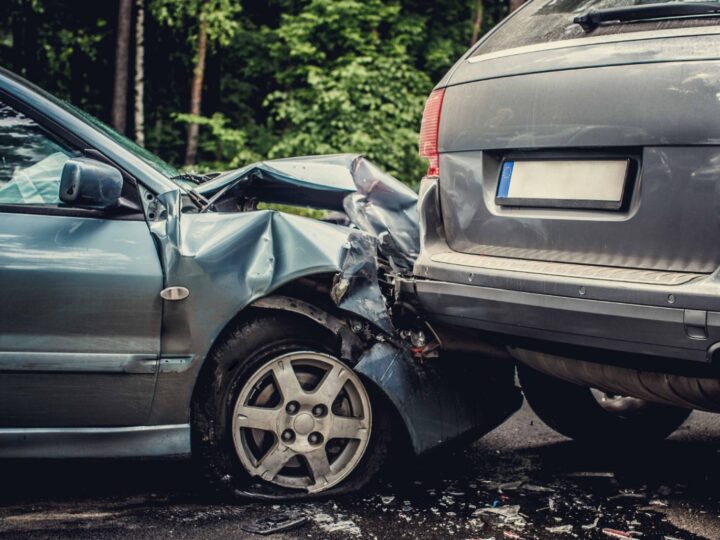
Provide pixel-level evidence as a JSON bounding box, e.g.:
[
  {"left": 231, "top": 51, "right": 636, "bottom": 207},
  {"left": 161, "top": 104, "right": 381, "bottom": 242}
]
[
  {"left": 431, "top": 251, "right": 701, "bottom": 286},
  {"left": 468, "top": 26, "right": 720, "bottom": 64},
  {"left": 0, "top": 425, "right": 191, "bottom": 458},
  {"left": 158, "top": 355, "right": 195, "bottom": 373},
  {"left": 0, "top": 352, "right": 158, "bottom": 373}
]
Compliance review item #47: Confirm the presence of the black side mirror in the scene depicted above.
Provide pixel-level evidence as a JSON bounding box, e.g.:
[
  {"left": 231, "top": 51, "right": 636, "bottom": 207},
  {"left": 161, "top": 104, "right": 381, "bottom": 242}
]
[{"left": 59, "top": 157, "right": 123, "bottom": 210}]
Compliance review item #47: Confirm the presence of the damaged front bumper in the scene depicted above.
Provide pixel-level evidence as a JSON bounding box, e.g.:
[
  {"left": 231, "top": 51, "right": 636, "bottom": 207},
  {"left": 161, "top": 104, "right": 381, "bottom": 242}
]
[
  {"left": 154, "top": 154, "right": 521, "bottom": 457},
  {"left": 355, "top": 341, "right": 522, "bottom": 455}
]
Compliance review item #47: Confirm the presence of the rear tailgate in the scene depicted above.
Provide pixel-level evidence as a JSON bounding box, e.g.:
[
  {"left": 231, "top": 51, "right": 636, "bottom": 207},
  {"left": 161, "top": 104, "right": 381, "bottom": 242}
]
[{"left": 438, "top": 30, "right": 720, "bottom": 274}]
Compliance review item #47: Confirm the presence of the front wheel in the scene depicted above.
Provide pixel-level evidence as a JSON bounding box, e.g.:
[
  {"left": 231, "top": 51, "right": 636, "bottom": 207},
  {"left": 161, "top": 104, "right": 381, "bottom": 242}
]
[
  {"left": 518, "top": 363, "right": 692, "bottom": 444},
  {"left": 191, "top": 312, "right": 392, "bottom": 499}
]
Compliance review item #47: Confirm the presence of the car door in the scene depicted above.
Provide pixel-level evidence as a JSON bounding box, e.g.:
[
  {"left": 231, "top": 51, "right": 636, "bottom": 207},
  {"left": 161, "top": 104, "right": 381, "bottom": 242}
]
[{"left": 0, "top": 98, "right": 164, "bottom": 427}]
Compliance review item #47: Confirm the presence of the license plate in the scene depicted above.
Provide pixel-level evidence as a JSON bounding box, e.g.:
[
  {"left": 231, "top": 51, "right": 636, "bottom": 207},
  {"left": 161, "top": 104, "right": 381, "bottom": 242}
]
[{"left": 496, "top": 159, "right": 630, "bottom": 210}]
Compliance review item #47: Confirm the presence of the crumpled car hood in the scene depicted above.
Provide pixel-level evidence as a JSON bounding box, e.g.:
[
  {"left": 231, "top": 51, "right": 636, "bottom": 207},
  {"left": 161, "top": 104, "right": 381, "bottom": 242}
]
[
  {"left": 150, "top": 154, "right": 520, "bottom": 468},
  {"left": 154, "top": 154, "right": 419, "bottom": 360},
  {"left": 195, "top": 154, "right": 419, "bottom": 272}
]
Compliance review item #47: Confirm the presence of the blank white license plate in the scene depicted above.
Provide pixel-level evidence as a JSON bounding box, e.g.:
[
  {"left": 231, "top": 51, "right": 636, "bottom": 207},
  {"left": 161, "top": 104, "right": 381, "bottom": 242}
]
[{"left": 496, "top": 159, "right": 630, "bottom": 210}]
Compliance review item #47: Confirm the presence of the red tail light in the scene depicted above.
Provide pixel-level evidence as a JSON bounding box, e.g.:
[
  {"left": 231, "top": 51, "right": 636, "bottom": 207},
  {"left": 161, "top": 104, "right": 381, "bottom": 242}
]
[{"left": 419, "top": 88, "right": 445, "bottom": 177}]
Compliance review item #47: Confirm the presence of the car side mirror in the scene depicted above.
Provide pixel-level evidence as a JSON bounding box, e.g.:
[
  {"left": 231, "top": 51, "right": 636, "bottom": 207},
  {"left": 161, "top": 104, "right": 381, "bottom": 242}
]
[{"left": 59, "top": 157, "right": 123, "bottom": 210}]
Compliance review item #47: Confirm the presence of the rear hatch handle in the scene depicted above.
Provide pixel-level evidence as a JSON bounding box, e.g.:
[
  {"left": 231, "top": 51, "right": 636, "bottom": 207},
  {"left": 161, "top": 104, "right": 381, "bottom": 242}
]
[{"left": 573, "top": 1, "right": 720, "bottom": 32}]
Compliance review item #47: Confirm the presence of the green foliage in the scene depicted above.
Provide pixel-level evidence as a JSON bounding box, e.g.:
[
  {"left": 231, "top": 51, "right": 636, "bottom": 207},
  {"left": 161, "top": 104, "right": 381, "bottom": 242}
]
[
  {"left": 175, "top": 112, "right": 261, "bottom": 168},
  {"left": 266, "top": 56, "right": 430, "bottom": 183},
  {"left": 150, "top": 0, "right": 241, "bottom": 47},
  {"left": 0, "top": 0, "right": 511, "bottom": 185},
  {"left": 43, "top": 24, "right": 106, "bottom": 82},
  {"left": 264, "top": 0, "right": 432, "bottom": 183}
]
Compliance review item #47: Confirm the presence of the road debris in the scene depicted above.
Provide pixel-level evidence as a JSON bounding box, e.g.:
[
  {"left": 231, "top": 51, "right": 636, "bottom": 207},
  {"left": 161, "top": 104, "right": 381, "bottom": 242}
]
[
  {"left": 566, "top": 471, "right": 616, "bottom": 479},
  {"left": 311, "top": 512, "right": 362, "bottom": 537},
  {"left": 546, "top": 524, "right": 573, "bottom": 534},
  {"left": 602, "top": 528, "right": 635, "bottom": 539},
  {"left": 474, "top": 505, "right": 527, "bottom": 529},
  {"left": 240, "top": 512, "right": 308, "bottom": 535},
  {"left": 1, "top": 405, "right": 715, "bottom": 540},
  {"left": 608, "top": 491, "right": 646, "bottom": 501}
]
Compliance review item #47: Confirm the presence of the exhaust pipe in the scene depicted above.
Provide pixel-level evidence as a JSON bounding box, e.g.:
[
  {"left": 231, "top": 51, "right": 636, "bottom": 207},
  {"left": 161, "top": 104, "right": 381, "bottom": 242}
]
[{"left": 510, "top": 347, "right": 720, "bottom": 413}]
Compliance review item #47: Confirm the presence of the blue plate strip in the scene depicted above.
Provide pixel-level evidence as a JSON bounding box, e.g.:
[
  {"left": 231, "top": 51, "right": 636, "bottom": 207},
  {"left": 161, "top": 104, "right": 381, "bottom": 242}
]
[{"left": 497, "top": 161, "right": 514, "bottom": 198}]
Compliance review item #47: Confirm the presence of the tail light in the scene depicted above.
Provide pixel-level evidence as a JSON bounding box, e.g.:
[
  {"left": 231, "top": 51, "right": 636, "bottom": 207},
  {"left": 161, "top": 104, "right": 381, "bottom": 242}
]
[{"left": 419, "top": 88, "right": 445, "bottom": 177}]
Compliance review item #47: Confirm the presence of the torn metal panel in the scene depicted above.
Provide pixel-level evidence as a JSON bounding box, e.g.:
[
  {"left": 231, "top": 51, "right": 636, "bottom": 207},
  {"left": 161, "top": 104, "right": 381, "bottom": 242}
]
[
  {"left": 251, "top": 295, "right": 365, "bottom": 362},
  {"left": 195, "top": 154, "right": 360, "bottom": 211},
  {"left": 146, "top": 154, "right": 516, "bottom": 456},
  {"left": 152, "top": 193, "right": 349, "bottom": 361},
  {"left": 344, "top": 157, "right": 420, "bottom": 272},
  {"left": 331, "top": 231, "right": 395, "bottom": 334},
  {"left": 355, "top": 341, "right": 523, "bottom": 455},
  {"left": 194, "top": 154, "right": 419, "bottom": 271},
  {"left": 148, "top": 193, "right": 355, "bottom": 424}
]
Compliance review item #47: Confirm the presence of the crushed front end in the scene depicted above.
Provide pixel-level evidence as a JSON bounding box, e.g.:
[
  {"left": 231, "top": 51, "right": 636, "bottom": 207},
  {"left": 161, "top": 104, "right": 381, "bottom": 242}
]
[{"left": 190, "top": 154, "right": 522, "bottom": 455}]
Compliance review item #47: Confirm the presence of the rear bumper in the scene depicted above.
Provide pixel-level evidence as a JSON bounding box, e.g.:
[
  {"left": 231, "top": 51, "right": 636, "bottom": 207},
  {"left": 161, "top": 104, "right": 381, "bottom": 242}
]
[
  {"left": 407, "top": 276, "right": 720, "bottom": 364},
  {"left": 413, "top": 178, "right": 720, "bottom": 365}
]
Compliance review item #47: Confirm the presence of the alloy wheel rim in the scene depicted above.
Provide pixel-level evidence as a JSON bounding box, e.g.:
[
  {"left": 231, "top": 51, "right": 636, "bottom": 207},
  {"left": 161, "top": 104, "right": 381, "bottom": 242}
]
[{"left": 232, "top": 351, "right": 372, "bottom": 493}]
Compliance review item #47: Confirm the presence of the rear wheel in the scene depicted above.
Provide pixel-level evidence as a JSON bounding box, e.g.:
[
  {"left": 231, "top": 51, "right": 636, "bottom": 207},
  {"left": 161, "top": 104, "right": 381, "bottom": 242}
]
[
  {"left": 192, "top": 312, "right": 392, "bottom": 499},
  {"left": 518, "top": 363, "right": 692, "bottom": 444}
]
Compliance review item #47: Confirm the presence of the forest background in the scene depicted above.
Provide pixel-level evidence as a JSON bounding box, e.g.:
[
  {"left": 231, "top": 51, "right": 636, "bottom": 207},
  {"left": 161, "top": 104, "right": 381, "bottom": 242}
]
[{"left": 0, "top": 0, "right": 524, "bottom": 185}]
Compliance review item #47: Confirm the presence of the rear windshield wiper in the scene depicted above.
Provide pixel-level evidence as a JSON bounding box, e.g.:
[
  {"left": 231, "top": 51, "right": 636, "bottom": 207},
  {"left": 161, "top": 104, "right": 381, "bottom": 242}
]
[{"left": 574, "top": 1, "right": 720, "bottom": 32}]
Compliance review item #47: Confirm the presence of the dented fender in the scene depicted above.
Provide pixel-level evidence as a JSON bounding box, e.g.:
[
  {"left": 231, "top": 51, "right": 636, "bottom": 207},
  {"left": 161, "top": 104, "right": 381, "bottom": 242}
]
[
  {"left": 145, "top": 154, "right": 517, "bottom": 454},
  {"left": 355, "top": 342, "right": 522, "bottom": 455}
]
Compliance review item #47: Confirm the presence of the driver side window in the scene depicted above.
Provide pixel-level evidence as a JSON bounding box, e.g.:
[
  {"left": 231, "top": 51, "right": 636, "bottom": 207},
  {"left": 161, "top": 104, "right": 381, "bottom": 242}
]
[{"left": 0, "top": 100, "right": 74, "bottom": 205}]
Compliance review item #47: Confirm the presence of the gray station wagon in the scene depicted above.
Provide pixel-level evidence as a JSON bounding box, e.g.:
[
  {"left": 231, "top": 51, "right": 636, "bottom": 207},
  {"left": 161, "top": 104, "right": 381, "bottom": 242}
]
[
  {"left": 409, "top": 0, "right": 720, "bottom": 444},
  {"left": 0, "top": 68, "right": 521, "bottom": 499}
]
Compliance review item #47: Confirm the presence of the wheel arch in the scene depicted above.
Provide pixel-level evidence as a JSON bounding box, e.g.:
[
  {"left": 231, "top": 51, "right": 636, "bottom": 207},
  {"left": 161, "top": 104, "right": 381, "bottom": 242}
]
[{"left": 186, "top": 274, "right": 413, "bottom": 454}]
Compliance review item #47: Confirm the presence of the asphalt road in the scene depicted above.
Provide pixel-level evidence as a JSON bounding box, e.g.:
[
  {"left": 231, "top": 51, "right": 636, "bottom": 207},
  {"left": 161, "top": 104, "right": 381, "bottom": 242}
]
[{"left": 1, "top": 401, "right": 719, "bottom": 540}]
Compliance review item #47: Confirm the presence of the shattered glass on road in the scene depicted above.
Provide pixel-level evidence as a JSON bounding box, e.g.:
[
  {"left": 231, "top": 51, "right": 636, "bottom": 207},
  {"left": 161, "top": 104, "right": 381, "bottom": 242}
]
[{"left": 0, "top": 404, "right": 717, "bottom": 539}]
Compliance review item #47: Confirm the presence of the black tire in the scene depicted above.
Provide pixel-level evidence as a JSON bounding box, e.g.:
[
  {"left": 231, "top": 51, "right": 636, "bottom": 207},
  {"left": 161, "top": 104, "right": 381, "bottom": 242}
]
[
  {"left": 517, "top": 363, "right": 692, "bottom": 444},
  {"left": 191, "top": 311, "right": 393, "bottom": 500}
]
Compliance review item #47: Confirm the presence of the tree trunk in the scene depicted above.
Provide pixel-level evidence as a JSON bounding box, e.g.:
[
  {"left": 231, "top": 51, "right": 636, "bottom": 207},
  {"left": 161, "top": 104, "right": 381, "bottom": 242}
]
[
  {"left": 509, "top": 0, "right": 527, "bottom": 12},
  {"left": 134, "top": 0, "right": 145, "bottom": 146},
  {"left": 112, "top": 0, "right": 133, "bottom": 134},
  {"left": 184, "top": 18, "right": 208, "bottom": 166},
  {"left": 470, "top": 0, "right": 484, "bottom": 45},
  {"left": 10, "top": 7, "right": 26, "bottom": 75}
]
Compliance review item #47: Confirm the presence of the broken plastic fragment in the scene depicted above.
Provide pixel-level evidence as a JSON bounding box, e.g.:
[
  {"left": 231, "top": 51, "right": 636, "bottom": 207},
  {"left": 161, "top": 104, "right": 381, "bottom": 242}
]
[
  {"left": 240, "top": 512, "right": 308, "bottom": 535},
  {"left": 474, "top": 505, "right": 521, "bottom": 517},
  {"left": 582, "top": 516, "right": 601, "bottom": 530},
  {"left": 546, "top": 524, "right": 573, "bottom": 534},
  {"left": 331, "top": 231, "right": 394, "bottom": 334},
  {"left": 602, "top": 528, "right": 634, "bottom": 539},
  {"left": 474, "top": 505, "right": 527, "bottom": 529}
]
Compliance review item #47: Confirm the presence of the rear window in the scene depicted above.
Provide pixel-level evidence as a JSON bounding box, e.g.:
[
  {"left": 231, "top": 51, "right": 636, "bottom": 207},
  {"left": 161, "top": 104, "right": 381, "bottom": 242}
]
[{"left": 474, "top": 0, "right": 720, "bottom": 56}]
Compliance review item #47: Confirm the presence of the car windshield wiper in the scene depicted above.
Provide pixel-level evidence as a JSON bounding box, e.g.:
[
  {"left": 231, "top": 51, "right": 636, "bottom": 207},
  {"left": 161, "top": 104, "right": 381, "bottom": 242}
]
[
  {"left": 573, "top": 1, "right": 720, "bottom": 32},
  {"left": 170, "top": 173, "right": 211, "bottom": 209},
  {"left": 185, "top": 188, "right": 209, "bottom": 208},
  {"left": 171, "top": 172, "right": 213, "bottom": 185}
]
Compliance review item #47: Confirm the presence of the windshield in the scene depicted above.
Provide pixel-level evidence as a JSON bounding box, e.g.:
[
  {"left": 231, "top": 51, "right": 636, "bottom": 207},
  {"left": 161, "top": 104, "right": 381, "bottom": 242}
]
[
  {"left": 474, "top": 0, "right": 720, "bottom": 56},
  {"left": 61, "top": 101, "right": 181, "bottom": 179}
]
